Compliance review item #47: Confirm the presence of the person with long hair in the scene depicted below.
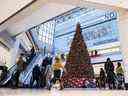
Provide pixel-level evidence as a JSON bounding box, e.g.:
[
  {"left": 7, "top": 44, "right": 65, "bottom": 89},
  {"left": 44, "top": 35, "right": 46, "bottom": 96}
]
[{"left": 49, "top": 56, "right": 64, "bottom": 90}]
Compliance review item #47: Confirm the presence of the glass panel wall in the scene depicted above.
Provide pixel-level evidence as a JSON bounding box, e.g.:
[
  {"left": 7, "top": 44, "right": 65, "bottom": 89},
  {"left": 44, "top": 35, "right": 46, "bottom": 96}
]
[
  {"left": 28, "top": 7, "right": 121, "bottom": 63},
  {"left": 29, "top": 20, "right": 55, "bottom": 55},
  {"left": 54, "top": 8, "right": 121, "bottom": 63}
]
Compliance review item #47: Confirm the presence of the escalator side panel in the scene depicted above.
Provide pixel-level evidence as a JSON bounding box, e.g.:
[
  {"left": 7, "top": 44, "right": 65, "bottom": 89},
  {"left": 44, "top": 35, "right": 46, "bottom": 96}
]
[
  {"left": 19, "top": 54, "right": 43, "bottom": 84},
  {"left": 23, "top": 54, "right": 43, "bottom": 85}
]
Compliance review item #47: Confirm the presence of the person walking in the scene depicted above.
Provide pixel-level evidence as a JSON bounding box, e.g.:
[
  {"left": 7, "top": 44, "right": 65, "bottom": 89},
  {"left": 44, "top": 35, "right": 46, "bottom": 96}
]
[
  {"left": 40, "top": 57, "right": 48, "bottom": 88},
  {"left": 104, "top": 58, "right": 114, "bottom": 74},
  {"left": 30, "top": 65, "right": 41, "bottom": 88},
  {"left": 60, "top": 54, "right": 66, "bottom": 89},
  {"left": 116, "top": 62, "right": 124, "bottom": 89},
  {"left": 12, "top": 55, "right": 25, "bottom": 88},
  {"left": 12, "top": 68, "right": 21, "bottom": 88},
  {"left": 105, "top": 58, "right": 116, "bottom": 89},
  {"left": 44, "top": 56, "right": 53, "bottom": 89},
  {"left": 0, "top": 66, "right": 8, "bottom": 81},
  {"left": 49, "top": 56, "right": 64, "bottom": 90},
  {"left": 40, "top": 56, "right": 53, "bottom": 88},
  {"left": 99, "top": 68, "right": 106, "bottom": 89}
]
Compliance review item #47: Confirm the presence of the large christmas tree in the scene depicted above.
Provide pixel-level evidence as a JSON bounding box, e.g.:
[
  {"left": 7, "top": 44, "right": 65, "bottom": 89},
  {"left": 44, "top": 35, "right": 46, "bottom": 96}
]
[{"left": 62, "top": 23, "right": 94, "bottom": 88}]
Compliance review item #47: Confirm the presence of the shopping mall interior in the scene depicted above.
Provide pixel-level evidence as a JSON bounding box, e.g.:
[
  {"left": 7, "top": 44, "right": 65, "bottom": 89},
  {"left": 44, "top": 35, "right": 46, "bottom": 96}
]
[{"left": 0, "top": 0, "right": 128, "bottom": 96}]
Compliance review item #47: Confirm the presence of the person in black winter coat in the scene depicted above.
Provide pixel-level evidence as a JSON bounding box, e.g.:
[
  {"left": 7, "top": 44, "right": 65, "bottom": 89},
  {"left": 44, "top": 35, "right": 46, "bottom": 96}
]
[
  {"left": 42, "top": 57, "right": 49, "bottom": 68},
  {"left": 104, "top": 58, "right": 114, "bottom": 73},
  {"left": 30, "top": 65, "right": 41, "bottom": 87},
  {"left": 99, "top": 68, "right": 106, "bottom": 89},
  {"left": 0, "top": 66, "right": 8, "bottom": 82},
  {"left": 40, "top": 56, "right": 53, "bottom": 88},
  {"left": 12, "top": 69, "right": 21, "bottom": 88},
  {"left": 107, "top": 71, "right": 116, "bottom": 89},
  {"left": 105, "top": 58, "right": 116, "bottom": 89}
]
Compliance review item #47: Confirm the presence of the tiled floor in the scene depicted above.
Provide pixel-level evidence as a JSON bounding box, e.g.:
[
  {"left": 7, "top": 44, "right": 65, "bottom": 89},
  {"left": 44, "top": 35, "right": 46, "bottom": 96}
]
[{"left": 0, "top": 88, "right": 127, "bottom": 96}]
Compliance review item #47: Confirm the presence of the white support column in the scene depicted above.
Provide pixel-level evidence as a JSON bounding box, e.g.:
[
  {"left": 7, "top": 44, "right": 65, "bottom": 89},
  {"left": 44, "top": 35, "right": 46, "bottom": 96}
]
[
  {"left": 118, "top": 9, "right": 128, "bottom": 83},
  {"left": 10, "top": 39, "right": 20, "bottom": 66}
]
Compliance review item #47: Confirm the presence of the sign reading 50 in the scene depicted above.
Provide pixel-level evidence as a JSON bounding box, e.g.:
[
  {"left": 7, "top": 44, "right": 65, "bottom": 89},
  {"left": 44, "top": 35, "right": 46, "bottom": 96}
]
[{"left": 105, "top": 11, "right": 117, "bottom": 20}]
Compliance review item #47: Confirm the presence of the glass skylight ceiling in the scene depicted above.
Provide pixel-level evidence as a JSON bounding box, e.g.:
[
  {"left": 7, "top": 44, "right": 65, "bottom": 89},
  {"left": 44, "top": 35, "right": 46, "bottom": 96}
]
[{"left": 29, "top": 7, "right": 121, "bottom": 60}]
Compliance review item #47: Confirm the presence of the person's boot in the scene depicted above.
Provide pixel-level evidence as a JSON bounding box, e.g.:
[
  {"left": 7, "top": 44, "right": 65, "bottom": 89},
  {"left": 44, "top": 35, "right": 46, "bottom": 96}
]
[
  {"left": 48, "top": 84, "right": 52, "bottom": 90},
  {"left": 60, "top": 86, "right": 64, "bottom": 90},
  {"left": 109, "top": 84, "right": 112, "bottom": 89},
  {"left": 60, "top": 82, "right": 64, "bottom": 90},
  {"left": 113, "top": 83, "right": 116, "bottom": 89},
  {"left": 48, "top": 81, "right": 52, "bottom": 90}
]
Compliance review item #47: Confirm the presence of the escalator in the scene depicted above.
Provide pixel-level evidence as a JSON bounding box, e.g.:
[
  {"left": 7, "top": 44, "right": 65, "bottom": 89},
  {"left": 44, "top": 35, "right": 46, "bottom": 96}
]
[
  {"left": 19, "top": 53, "right": 43, "bottom": 86},
  {"left": 0, "top": 53, "right": 40, "bottom": 87},
  {"left": 0, "top": 63, "right": 17, "bottom": 86}
]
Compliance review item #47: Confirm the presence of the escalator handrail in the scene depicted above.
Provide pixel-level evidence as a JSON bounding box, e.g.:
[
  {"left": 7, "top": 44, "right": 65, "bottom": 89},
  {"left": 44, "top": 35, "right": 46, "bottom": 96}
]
[
  {"left": 8, "top": 64, "right": 16, "bottom": 71},
  {"left": 0, "top": 64, "right": 17, "bottom": 85},
  {"left": 7, "top": 64, "right": 16, "bottom": 76},
  {"left": 22, "top": 53, "right": 38, "bottom": 75},
  {"left": 2, "top": 53, "right": 39, "bottom": 85},
  {"left": 23, "top": 55, "right": 45, "bottom": 84}
]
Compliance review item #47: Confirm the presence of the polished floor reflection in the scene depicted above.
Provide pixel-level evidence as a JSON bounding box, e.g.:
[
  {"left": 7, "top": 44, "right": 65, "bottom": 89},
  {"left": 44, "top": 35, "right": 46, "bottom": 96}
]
[{"left": 0, "top": 88, "right": 127, "bottom": 96}]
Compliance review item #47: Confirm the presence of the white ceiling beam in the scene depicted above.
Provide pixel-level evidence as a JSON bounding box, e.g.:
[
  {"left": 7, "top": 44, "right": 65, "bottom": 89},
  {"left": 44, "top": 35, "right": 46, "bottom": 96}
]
[
  {"left": 0, "top": 0, "right": 34, "bottom": 24},
  {"left": 48, "top": 0, "right": 128, "bottom": 10},
  {"left": 7, "top": 3, "right": 75, "bottom": 35}
]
